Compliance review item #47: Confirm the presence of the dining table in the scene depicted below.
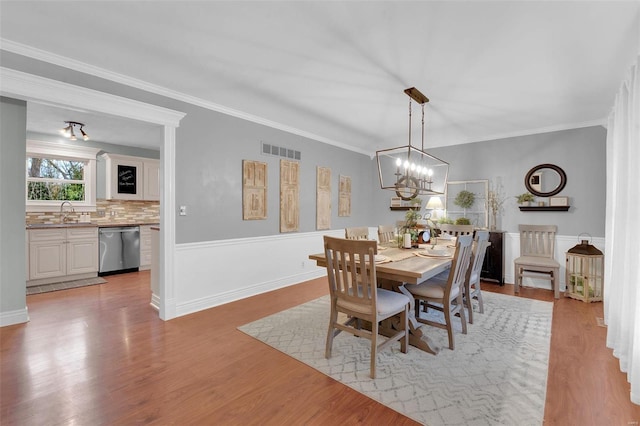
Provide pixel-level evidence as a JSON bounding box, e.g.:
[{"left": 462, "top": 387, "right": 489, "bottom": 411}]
[{"left": 308, "top": 239, "right": 456, "bottom": 355}]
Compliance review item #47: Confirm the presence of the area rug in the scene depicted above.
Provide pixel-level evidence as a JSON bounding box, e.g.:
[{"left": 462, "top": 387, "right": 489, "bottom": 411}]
[
  {"left": 26, "top": 277, "right": 107, "bottom": 295},
  {"left": 239, "top": 292, "right": 552, "bottom": 425}
]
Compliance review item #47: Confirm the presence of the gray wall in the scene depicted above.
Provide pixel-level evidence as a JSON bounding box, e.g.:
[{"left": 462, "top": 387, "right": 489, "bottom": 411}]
[
  {"left": 175, "top": 108, "right": 373, "bottom": 242},
  {"left": 371, "top": 126, "right": 607, "bottom": 237},
  {"left": 1, "top": 97, "right": 27, "bottom": 317}
]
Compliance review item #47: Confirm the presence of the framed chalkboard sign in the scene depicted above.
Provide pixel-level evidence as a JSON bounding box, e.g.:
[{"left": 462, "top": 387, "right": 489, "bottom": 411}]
[{"left": 117, "top": 164, "right": 137, "bottom": 194}]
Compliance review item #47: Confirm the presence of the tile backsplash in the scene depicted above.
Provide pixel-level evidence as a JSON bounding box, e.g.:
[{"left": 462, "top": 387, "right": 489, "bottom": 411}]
[{"left": 26, "top": 199, "right": 160, "bottom": 225}]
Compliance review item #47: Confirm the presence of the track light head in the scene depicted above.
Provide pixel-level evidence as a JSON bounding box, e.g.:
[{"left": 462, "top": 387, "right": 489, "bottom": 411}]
[
  {"left": 60, "top": 124, "right": 72, "bottom": 137},
  {"left": 80, "top": 126, "right": 89, "bottom": 141},
  {"left": 60, "top": 121, "right": 89, "bottom": 141}
]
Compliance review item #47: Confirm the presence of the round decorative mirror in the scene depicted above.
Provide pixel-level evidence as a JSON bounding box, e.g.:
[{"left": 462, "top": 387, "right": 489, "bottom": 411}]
[{"left": 524, "top": 163, "right": 567, "bottom": 197}]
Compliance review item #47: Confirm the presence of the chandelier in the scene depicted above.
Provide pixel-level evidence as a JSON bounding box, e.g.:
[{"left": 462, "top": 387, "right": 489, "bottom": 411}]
[
  {"left": 59, "top": 121, "right": 89, "bottom": 141},
  {"left": 376, "top": 88, "right": 448, "bottom": 201}
]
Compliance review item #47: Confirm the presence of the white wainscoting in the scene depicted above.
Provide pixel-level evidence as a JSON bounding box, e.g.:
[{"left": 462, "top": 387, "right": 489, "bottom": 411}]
[
  {"left": 173, "top": 229, "right": 344, "bottom": 317},
  {"left": 172, "top": 229, "right": 605, "bottom": 318},
  {"left": 503, "top": 232, "right": 605, "bottom": 291}
]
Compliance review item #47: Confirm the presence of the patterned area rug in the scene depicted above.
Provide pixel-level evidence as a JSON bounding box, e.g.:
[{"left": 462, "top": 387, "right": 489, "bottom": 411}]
[{"left": 239, "top": 292, "right": 552, "bottom": 425}]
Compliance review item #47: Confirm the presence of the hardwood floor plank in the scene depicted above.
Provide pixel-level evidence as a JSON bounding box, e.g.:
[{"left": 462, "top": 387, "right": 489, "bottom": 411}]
[{"left": 2, "top": 272, "right": 639, "bottom": 425}]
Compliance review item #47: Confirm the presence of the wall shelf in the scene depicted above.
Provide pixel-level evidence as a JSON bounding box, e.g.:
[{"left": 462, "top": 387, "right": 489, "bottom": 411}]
[
  {"left": 519, "top": 206, "right": 570, "bottom": 212},
  {"left": 390, "top": 206, "right": 420, "bottom": 211}
]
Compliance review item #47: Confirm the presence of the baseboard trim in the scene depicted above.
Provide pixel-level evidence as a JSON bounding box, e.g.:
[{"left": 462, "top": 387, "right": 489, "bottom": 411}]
[
  {"left": 175, "top": 269, "right": 325, "bottom": 318},
  {"left": 0, "top": 307, "right": 29, "bottom": 327}
]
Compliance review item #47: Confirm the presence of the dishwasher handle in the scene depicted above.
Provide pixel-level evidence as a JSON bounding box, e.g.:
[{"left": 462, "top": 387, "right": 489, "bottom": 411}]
[{"left": 99, "top": 226, "right": 140, "bottom": 234}]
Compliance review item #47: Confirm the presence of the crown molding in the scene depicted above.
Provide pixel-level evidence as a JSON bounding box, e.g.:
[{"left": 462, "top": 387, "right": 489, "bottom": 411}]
[
  {"left": 1, "top": 39, "right": 371, "bottom": 157},
  {"left": 0, "top": 66, "right": 185, "bottom": 127},
  {"left": 442, "top": 119, "right": 607, "bottom": 149}
]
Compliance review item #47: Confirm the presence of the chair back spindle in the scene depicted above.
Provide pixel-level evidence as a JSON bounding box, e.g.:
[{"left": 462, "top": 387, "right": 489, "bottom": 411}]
[
  {"left": 439, "top": 224, "right": 474, "bottom": 237},
  {"left": 377, "top": 225, "right": 395, "bottom": 244},
  {"left": 345, "top": 227, "right": 369, "bottom": 240}
]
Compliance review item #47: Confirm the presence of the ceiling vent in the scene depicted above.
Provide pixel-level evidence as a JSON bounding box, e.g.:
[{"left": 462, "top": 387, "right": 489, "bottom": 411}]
[{"left": 261, "top": 142, "right": 301, "bottom": 161}]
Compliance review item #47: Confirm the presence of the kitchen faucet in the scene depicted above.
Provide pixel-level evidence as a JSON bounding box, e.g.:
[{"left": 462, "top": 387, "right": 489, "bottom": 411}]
[{"left": 60, "top": 201, "right": 74, "bottom": 223}]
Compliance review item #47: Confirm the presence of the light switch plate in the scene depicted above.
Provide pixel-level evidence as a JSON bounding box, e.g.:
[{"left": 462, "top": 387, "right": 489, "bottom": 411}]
[{"left": 179, "top": 206, "right": 187, "bottom": 216}]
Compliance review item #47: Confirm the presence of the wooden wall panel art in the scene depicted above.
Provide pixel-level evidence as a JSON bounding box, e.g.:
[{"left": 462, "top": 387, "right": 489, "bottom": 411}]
[
  {"left": 316, "top": 166, "right": 331, "bottom": 230},
  {"left": 338, "top": 175, "right": 351, "bottom": 217},
  {"left": 242, "top": 160, "right": 267, "bottom": 220},
  {"left": 280, "top": 159, "right": 300, "bottom": 232}
]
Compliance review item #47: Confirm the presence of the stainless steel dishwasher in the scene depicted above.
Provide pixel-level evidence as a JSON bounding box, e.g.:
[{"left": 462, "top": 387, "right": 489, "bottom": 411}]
[{"left": 98, "top": 226, "right": 140, "bottom": 275}]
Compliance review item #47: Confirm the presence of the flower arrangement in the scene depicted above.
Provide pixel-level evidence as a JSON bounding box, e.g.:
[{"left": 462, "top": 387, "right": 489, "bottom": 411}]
[
  {"left": 488, "top": 182, "right": 507, "bottom": 229},
  {"left": 487, "top": 186, "right": 506, "bottom": 217},
  {"left": 454, "top": 190, "right": 475, "bottom": 209}
]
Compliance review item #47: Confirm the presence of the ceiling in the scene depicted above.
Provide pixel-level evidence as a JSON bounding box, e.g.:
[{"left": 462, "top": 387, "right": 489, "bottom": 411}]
[
  {"left": 1, "top": 1, "right": 639, "bottom": 153},
  {"left": 26, "top": 103, "right": 164, "bottom": 149}
]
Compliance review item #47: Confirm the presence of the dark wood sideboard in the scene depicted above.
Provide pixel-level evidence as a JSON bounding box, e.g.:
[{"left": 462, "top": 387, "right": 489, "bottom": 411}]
[{"left": 481, "top": 230, "right": 505, "bottom": 285}]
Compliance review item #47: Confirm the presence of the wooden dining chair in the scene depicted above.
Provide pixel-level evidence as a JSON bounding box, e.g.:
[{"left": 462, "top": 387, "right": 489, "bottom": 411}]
[
  {"left": 404, "top": 234, "right": 473, "bottom": 350},
  {"left": 439, "top": 224, "right": 474, "bottom": 237},
  {"left": 345, "top": 226, "right": 369, "bottom": 240},
  {"left": 514, "top": 224, "right": 561, "bottom": 299},
  {"left": 464, "top": 230, "right": 490, "bottom": 324},
  {"left": 323, "top": 236, "right": 410, "bottom": 379},
  {"left": 377, "top": 225, "right": 395, "bottom": 244}
]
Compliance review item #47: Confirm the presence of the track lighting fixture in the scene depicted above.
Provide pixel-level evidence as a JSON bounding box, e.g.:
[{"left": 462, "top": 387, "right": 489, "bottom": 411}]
[{"left": 59, "top": 121, "right": 89, "bottom": 141}]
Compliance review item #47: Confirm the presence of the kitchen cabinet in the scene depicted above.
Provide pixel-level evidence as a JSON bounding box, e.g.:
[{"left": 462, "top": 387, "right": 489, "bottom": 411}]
[
  {"left": 481, "top": 230, "right": 505, "bottom": 285},
  {"left": 143, "top": 160, "right": 160, "bottom": 201},
  {"left": 139, "top": 225, "right": 153, "bottom": 270},
  {"left": 28, "top": 227, "right": 98, "bottom": 286},
  {"left": 102, "top": 153, "right": 159, "bottom": 201}
]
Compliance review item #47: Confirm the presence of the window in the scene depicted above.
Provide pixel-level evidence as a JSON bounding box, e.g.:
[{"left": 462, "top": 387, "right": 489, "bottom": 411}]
[
  {"left": 27, "top": 157, "right": 87, "bottom": 202},
  {"left": 26, "top": 140, "right": 101, "bottom": 212}
]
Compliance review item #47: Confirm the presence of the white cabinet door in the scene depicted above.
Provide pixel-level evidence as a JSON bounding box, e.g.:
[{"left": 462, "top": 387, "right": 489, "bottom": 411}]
[
  {"left": 143, "top": 160, "right": 160, "bottom": 201},
  {"left": 102, "top": 153, "right": 144, "bottom": 200},
  {"left": 66, "top": 227, "right": 98, "bottom": 275},
  {"left": 28, "top": 227, "right": 98, "bottom": 283},
  {"left": 29, "top": 241, "right": 66, "bottom": 280},
  {"left": 67, "top": 239, "right": 98, "bottom": 275}
]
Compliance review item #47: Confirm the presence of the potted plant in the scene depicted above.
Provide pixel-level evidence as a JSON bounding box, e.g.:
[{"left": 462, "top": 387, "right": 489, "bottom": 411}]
[
  {"left": 437, "top": 216, "right": 454, "bottom": 225},
  {"left": 516, "top": 192, "right": 536, "bottom": 206},
  {"left": 455, "top": 217, "right": 471, "bottom": 225},
  {"left": 404, "top": 208, "right": 422, "bottom": 245},
  {"left": 454, "top": 190, "right": 475, "bottom": 209}
]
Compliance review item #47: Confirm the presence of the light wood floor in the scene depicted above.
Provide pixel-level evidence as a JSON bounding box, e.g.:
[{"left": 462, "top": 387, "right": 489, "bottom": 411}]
[{"left": 1, "top": 271, "right": 638, "bottom": 425}]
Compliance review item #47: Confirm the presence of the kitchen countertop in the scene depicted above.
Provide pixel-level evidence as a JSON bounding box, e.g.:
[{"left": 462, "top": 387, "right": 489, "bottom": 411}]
[
  {"left": 26, "top": 223, "right": 98, "bottom": 229},
  {"left": 26, "top": 222, "right": 159, "bottom": 229},
  {"left": 97, "top": 222, "right": 159, "bottom": 228}
]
